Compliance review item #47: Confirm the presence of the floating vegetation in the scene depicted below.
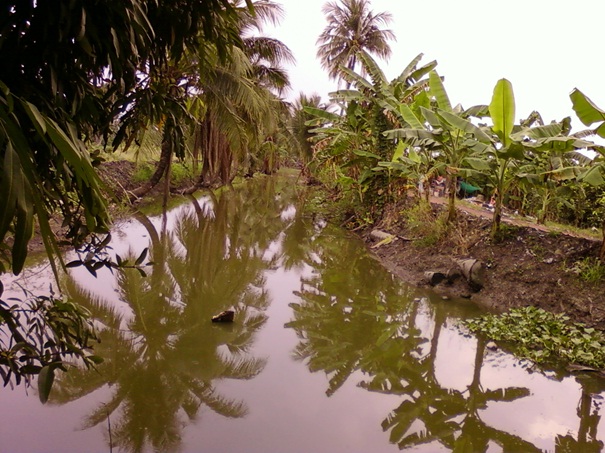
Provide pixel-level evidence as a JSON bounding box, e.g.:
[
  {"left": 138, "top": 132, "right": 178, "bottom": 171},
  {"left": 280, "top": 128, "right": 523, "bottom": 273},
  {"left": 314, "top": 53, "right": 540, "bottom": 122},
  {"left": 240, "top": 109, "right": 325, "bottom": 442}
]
[{"left": 465, "top": 306, "right": 605, "bottom": 369}]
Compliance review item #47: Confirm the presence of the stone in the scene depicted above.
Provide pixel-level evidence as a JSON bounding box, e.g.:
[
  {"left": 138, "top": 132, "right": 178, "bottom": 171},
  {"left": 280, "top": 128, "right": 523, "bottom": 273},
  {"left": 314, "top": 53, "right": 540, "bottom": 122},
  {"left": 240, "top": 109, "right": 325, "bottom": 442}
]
[
  {"left": 211, "top": 310, "right": 234, "bottom": 323},
  {"left": 486, "top": 341, "right": 498, "bottom": 351}
]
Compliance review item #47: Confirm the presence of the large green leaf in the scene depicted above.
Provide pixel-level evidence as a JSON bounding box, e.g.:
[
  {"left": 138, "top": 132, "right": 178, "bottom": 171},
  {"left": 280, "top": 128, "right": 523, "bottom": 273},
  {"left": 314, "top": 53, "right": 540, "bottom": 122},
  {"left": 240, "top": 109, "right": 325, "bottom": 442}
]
[
  {"left": 490, "top": 78, "right": 515, "bottom": 147},
  {"left": 419, "top": 106, "right": 442, "bottom": 129},
  {"left": 438, "top": 110, "right": 492, "bottom": 143},
  {"left": 0, "top": 143, "right": 18, "bottom": 243},
  {"left": 496, "top": 143, "right": 525, "bottom": 160},
  {"left": 464, "top": 157, "right": 491, "bottom": 171},
  {"left": 399, "top": 104, "right": 424, "bottom": 129},
  {"left": 464, "top": 104, "right": 490, "bottom": 118},
  {"left": 511, "top": 123, "right": 562, "bottom": 141},
  {"left": 570, "top": 89, "right": 605, "bottom": 137},
  {"left": 339, "top": 66, "right": 374, "bottom": 91},
  {"left": 352, "top": 149, "right": 382, "bottom": 160},
  {"left": 329, "top": 90, "right": 364, "bottom": 102},
  {"left": 303, "top": 106, "right": 340, "bottom": 124},
  {"left": 395, "top": 53, "right": 424, "bottom": 83},
  {"left": 429, "top": 71, "right": 451, "bottom": 112},
  {"left": 579, "top": 164, "right": 605, "bottom": 186},
  {"left": 357, "top": 49, "right": 387, "bottom": 86},
  {"left": 391, "top": 141, "right": 406, "bottom": 162},
  {"left": 384, "top": 128, "right": 435, "bottom": 141}
]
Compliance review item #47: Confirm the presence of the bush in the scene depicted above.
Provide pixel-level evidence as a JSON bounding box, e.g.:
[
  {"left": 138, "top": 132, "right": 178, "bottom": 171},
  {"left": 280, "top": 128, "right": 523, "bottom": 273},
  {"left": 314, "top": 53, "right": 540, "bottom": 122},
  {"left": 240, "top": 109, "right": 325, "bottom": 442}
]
[{"left": 403, "top": 201, "right": 449, "bottom": 246}]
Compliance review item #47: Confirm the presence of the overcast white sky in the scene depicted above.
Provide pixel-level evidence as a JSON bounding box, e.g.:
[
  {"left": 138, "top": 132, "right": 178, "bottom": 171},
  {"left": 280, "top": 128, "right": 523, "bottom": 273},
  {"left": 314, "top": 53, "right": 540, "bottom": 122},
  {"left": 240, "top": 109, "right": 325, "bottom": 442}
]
[{"left": 265, "top": 0, "right": 605, "bottom": 130}]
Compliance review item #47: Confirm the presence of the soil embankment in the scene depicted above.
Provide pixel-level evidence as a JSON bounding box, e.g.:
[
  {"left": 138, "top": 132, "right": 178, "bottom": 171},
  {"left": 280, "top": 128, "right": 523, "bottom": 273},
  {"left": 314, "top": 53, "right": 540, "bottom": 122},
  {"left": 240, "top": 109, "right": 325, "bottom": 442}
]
[{"left": 363, "top": 198, "right": 605, "bottom": 329}]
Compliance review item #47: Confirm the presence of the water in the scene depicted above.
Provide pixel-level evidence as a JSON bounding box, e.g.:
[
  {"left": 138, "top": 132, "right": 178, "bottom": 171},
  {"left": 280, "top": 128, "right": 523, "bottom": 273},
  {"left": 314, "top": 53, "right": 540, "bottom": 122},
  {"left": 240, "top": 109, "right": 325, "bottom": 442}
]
[{"left": 1, "top": 173, "right": 604, "bottom": 452}]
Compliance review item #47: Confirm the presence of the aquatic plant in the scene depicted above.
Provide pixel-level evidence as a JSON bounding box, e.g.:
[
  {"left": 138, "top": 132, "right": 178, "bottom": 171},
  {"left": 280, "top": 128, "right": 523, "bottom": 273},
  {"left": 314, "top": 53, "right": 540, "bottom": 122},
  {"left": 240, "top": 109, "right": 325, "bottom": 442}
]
[{"left": 465, "top": 306, "right": 605, "bottom": 369}]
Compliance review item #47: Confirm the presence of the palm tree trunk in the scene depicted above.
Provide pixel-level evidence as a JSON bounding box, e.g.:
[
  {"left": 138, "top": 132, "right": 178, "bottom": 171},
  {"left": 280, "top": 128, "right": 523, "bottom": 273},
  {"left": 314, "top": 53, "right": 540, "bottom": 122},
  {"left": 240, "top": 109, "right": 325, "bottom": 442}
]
[{"left": 129, "top": 131, "right": 173, "bottom": 201}]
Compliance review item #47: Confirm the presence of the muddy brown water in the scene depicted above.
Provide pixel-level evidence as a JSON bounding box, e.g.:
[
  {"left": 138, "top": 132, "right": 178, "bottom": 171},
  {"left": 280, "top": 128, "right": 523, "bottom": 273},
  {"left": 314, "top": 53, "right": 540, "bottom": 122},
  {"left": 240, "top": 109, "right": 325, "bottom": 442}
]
[{"left": 1, "top": 174, "right": 604, "bottom": 452}]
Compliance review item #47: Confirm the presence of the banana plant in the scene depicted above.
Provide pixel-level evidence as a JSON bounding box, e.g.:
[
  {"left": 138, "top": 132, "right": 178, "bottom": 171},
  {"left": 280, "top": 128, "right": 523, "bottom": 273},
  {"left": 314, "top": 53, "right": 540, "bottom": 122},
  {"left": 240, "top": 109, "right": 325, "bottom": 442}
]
[
  {"left": 570, "top": 89, "right": 605, "bottom": 259},
  {"left": 384, "top": 70, "right": 491, "bottom": 221},
  {"left": 305, "top": 51, "right": 437, "bottom": 206},
  {"left": 465, "top": 80, "right": 599, "bottom": 237}
]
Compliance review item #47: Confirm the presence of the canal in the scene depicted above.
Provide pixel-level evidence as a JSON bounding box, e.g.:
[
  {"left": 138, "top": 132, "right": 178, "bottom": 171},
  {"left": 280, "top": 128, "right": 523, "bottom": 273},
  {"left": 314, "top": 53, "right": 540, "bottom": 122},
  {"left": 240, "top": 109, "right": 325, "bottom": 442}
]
[{"left": 0, "top": 173, "right": 603, "bottom": 452}]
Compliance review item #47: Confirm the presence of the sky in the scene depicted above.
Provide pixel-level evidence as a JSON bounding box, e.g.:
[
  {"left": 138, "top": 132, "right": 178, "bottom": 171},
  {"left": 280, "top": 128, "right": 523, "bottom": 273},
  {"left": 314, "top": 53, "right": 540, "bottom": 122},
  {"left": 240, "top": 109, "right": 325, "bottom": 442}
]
[{"left": 264, "top": 0, "right": 605, "bottom": 131}]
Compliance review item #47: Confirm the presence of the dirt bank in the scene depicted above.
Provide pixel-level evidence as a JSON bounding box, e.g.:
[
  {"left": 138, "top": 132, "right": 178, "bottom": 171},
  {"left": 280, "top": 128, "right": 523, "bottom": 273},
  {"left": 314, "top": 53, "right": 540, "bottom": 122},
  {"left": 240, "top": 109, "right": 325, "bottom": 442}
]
[{"left": 363, "top": 199, "right": 605, "bottom": 329}]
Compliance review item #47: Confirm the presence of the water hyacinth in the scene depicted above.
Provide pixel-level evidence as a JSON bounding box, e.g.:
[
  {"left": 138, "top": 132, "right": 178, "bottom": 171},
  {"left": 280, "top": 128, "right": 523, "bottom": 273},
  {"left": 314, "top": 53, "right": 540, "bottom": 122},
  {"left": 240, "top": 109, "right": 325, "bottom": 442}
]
[{"left": 465, "top": 306, "right": 605, "bottom": 369}]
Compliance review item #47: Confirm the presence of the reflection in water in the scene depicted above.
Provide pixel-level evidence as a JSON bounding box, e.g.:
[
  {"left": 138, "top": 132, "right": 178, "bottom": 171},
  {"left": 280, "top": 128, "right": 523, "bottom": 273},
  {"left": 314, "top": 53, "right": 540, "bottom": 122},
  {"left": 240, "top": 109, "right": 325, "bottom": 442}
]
[
  {"left": 285, "top": 224, "right": 605, "bottom": 451},
  {"left": 52, "top": 176, "right": 299, "bottom": 452},
  {"left": 556, "top": 377, "right": 605, "bottom": 452},
  {"left": 4, "top": 173, "right": 605, "bottom": 452}
]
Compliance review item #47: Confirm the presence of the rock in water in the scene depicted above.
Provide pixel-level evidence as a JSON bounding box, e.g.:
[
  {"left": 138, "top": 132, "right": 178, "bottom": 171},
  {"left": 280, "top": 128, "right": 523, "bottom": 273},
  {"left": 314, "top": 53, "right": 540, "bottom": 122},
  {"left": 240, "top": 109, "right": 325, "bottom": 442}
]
[{"left": 212, "top": 310, "right": 234, "bottom": 323}]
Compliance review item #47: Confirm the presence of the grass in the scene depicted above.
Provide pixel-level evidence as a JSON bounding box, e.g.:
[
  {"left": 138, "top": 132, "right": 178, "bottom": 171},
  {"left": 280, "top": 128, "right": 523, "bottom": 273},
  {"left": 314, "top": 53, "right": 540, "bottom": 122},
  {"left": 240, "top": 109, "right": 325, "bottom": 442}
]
[
  {"left": 132, "top": 161, "right": 196, "bottom": 185},
  {"left": 403, "top": 201, "right": 449, "bottom": 247},
  {"left": 569, "top": 257, "right": 605, "bottom": 284}
]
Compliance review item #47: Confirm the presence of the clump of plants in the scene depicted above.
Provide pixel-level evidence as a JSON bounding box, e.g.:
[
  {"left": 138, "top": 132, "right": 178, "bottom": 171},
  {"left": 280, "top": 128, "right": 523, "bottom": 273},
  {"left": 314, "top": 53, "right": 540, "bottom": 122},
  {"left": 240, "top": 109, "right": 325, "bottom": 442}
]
[
  {"left": 569, "top": 257, "right": 605, "bottom": 284},
  {"left": 465, "top": 306, "right": 605, "bottom": 369},
  {"left": 403, "top": 201, "right": 449, "bottom": 246},
  {"left": 133, "top": 162, "right": 195, "bottom": 186}
]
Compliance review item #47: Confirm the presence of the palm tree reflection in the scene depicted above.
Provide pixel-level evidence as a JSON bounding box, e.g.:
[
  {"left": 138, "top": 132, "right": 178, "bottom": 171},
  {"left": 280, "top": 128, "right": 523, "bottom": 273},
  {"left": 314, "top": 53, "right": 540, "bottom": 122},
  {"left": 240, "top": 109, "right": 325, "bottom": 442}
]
[
  {"left": 286, "top": 230, "right": 539, "bottom": 451},
  {"left": 52, "top": 175, "right": 299, "bottom": 452}
]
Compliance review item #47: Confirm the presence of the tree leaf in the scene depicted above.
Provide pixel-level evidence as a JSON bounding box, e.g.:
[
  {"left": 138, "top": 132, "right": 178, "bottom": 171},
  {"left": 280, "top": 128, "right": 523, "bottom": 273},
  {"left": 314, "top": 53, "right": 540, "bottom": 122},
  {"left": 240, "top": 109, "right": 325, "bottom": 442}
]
[
  {"left": 398, "top": 104, "right": 424, "bottom": 129},
  {"left": 570, "top": 89, "right": 605, "bottom": 136},
  {"left": 490, "top": 78, "right": 515, "bottom": 147},
  {"left": 20, "top": 100, "right": 47, "bottom": 135},
  {"left": 429, "top": 70, "right": 451, "bottom": 111},
  {"left": 38, "top": 365, "right": 55, "bottom": 404},
  {"left": 464, "top": 157, "right": 491, "bottom": 171},
  {"left": 438, "top": 110, "right": 492, "bottom": 143},
  {"left": 352, "top": 149, "right": 381, "bottom": 160},
  {"left": 580, "top": 165, "right": 605, "bottom": 186},
  {"left": 0, "top": 143, "right": 18, "bottom": 244},
  {"left": 135, "top": 247, "right": 148, "bottom": 266}
]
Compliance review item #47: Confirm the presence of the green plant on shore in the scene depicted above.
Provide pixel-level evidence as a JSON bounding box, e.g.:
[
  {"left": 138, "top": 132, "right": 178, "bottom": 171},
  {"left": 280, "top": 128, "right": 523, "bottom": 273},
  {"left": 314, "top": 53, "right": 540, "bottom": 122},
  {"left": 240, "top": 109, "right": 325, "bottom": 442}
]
[
  {"left": 403, "top": 201, "right": 449, "bottom": 246},
  {"left": 133, "top": 162, "right": 195, "bottom": 185},
  {"left": 490, "top": 222, "right": 519, "bottom": 243},
  {"left": 465, "top": 306, "right": 605, "bottom": 369},
  {"left": 570, "top": 257, "right": 605, "bottom": 283}
]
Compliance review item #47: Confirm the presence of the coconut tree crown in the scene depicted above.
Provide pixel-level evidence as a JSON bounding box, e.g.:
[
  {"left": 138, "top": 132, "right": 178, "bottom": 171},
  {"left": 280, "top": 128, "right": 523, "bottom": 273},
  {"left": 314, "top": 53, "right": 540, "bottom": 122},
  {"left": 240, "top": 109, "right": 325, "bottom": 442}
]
[{"left": 317, "top": 0, "right": 396, "bottom": 82}]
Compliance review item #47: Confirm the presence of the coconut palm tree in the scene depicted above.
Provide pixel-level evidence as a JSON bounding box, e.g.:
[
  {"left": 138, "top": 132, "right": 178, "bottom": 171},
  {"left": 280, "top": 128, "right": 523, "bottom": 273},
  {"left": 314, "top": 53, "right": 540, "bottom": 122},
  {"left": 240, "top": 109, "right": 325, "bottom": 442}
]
[
  {"left": 316, "top": 0, "right": 395, "bottom": 84},
  {"left": 290, "top": 93, "right": 325, "bottom": 176},
  {"left": 180, "top": 0, "right": 293, "bottom": 190},
  {"left": 129, "top": 0, "right": 293, "bottom": 197}
]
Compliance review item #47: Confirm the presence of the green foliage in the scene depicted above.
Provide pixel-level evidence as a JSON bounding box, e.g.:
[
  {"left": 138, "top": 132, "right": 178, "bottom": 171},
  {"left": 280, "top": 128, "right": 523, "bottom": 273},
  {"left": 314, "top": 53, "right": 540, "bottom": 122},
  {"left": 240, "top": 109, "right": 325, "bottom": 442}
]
[
  {"left": 569, "top": 257, "right": 605, "bottom": 283},
  {"left": 490, "top": 222, "right": 520, "bottom": 243},
  {"left": 316, "top": 0, "right": 395, "bottom": 81},
  {"left": 465, "top": 306, "right": 605, "bottom": 369},
  {"left": 403, "top": 202, "right": 449, "bottom": 246},
  {"left": 132, "top": 161, "right": 194, "bottom": 186},
  {"left": 133, "top": 163, "right": 156, "bottom": 184},
  {"left": 0, "top": 285, "right": 101, "bottom": 403}
]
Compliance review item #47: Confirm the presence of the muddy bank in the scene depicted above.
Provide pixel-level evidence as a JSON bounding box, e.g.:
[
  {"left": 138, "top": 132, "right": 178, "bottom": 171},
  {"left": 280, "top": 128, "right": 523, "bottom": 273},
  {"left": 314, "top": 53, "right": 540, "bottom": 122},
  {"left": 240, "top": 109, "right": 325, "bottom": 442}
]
[{"left": 361, "top": 202, "right": 605, "bottom": 329}]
